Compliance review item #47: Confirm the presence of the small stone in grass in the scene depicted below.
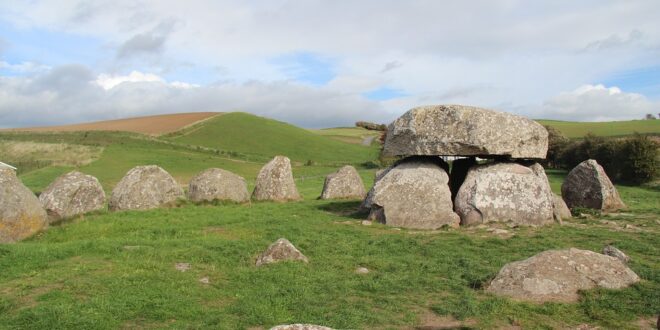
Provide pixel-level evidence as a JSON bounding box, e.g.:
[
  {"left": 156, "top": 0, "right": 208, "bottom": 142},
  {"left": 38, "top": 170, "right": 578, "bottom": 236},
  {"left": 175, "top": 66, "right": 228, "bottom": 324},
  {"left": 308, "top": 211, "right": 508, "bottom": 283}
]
[
  {"left": 175, "top": 263, "right": 190, "bottom": 272},
  {"left": 355, "top": 267, "right": 369, "bottom": 274}
]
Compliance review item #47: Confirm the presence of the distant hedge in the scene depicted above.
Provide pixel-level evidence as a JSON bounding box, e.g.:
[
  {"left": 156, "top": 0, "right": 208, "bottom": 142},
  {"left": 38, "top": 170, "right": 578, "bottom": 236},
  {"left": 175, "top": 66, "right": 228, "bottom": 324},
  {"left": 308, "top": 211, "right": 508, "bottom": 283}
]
[{"left": 355, "top": 121, "right": 387, "bottom": 131}]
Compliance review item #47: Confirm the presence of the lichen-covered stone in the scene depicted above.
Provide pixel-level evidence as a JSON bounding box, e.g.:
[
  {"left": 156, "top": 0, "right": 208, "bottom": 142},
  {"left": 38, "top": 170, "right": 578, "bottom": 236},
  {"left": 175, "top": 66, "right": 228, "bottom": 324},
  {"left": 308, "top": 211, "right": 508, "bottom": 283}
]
[
  {"left": 603, "top": 245, "right": 630, "bottom": 263},
  {"left": 252, "top": 156, "right": 300, "bottom": 202},
  {"left": 0, "top": 169, "right": 47, "bottom": 243},
  {"left": 109, "top": 165, "right": 184, "bottom": 211},
  {"left": 187, "top": 168, "right": 249, "bottom": 203},
  {"left": 364, "top": 158, "right": 459, "bottom": 229},
  {"left": 320, "top": 165, "right": 366, "bottom": 200},
  {"left": 552, "top": 193, "right": 571, "bottom": 223},
  {"left": 561, "top": 159, "right": 625, "bottom": 211},
  {"left": 39, "top": 171, "right": 105, "bottom": 223},
  {"left": 255, "top": 238, "right": 308, "bottom": 266},
  {"left": 383, "top": 105, "right": 548, "bottom": 159},
  {"left": 454, "top": 162, "right": 554, "bottom": 226},
  {"left": 486, "top": 248, "right": 639, "bottom": 302}
]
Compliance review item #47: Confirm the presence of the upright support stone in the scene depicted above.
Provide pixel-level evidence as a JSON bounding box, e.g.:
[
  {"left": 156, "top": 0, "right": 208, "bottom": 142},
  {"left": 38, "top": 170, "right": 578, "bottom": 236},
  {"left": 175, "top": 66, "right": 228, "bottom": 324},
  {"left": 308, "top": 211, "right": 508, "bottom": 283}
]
[
  {"left": 0, "top": 169, "right": 48, "bottom": 243},
  {"left": 252, "top": 156, "right": 301, "bottom": 202}
]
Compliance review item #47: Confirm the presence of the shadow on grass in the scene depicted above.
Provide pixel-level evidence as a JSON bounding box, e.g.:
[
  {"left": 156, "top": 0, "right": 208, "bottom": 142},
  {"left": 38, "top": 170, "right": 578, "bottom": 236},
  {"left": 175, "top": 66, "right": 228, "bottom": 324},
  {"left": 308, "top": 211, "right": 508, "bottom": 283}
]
[{"left": 316, "top": 200, "right": 369, "bottom": 220}]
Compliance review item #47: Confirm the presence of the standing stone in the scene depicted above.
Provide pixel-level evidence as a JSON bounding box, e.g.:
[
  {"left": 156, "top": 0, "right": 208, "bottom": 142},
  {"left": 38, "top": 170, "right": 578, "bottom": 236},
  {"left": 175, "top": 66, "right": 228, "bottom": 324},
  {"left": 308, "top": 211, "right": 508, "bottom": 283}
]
[
  {"left": 383, "top": 105, "right": 548, "bottom": 159},
  {"left": 486, "top": 248, "right": 640, "bottom": 303},
  {"left": 454, "top": 162, "right": 554, "bottom": 226},
  {"left": 552, "top": 193, "right": 571, "bottom": 223},
  {"left": 109, "top": 165, "right": 184, "bottom": 211},
  {"left": 561, "top": 159, "right": 625, "bottom": 211},
  {"left": 320, "top": 165, "right": 366, "bottom": 200},
  {"left": 252, "top": 156, "right": 301, "bottom": 202},
  {"left": 39, "top": 171, "right": 105, "bottom": 223},
  {"left": 364, "top": 157, "right": 459, "bottom": 229},
  {"left": 255, "top": 238, "right": 308, "bottom": 267},
  {"left": 0, "top": 169, "right": 48, "bottom": 243},
  {"left": 187, "top": 168, "right": 249, "bottom": 203}
]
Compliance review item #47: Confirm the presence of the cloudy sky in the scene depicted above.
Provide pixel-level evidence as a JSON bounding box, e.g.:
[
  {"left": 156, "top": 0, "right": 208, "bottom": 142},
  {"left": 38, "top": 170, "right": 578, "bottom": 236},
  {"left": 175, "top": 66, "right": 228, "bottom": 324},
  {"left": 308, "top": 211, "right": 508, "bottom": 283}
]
[{"left": 1, "top": 0, "right": 659, "bottom": 128}]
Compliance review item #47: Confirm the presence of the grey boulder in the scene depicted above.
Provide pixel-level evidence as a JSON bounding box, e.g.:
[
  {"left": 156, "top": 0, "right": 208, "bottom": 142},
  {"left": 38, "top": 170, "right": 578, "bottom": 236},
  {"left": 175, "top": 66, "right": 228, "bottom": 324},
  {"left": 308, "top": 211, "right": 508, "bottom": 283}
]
[
  {"left": 187, "top": 168, "right": 249, "bottom": 203},
  {"left": 454, "top": 162, "right": 555, "bottom": 226},
  {"left": 383, "top": 105, "right": 548, "bottom": 159},
  {"left": 0, "top": 169, "right": 48, "bottom": 243},
  {"left": 109, "top": 165, "right": 184, "bottom": 211},
  {"left": 256, "top": 238, "right": 308, "bottom": 267},
  {"left": 486, "top": 248, "right": 640, "bottom": 302},
  {"left": 561, "top": 159, "right": 625, "bottom": 211},
  {"left": 364, "top": 158, "right": 459, "bottom": 229},
  {"left": 39, "top": 171, "right": 105, "bottom": 223},
  {"left": 552, "top": 193, "right": 572, "bottom": 223},
  {"left": 603, "top": 245, "right": 630, "bottom": 263},
  {"left": 320, "top": 165, "right": 366, "bottom": 200},
  {"left": 252, "top": 156, "right": 301, "bottom": 202}
]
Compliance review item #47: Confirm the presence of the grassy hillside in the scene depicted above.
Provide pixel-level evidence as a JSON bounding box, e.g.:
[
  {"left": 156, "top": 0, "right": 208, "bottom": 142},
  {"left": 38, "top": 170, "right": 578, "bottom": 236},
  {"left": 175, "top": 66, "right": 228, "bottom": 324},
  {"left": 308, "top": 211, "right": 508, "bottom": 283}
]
[
  {"left": 310, "top": 127, "right": 381, "bottom": 145},
  {"left": 538, "top": 119, "right": 660, "bottom": 138},
  {"left": 167, "top": 113, "right": 379, "bottom": 164}
]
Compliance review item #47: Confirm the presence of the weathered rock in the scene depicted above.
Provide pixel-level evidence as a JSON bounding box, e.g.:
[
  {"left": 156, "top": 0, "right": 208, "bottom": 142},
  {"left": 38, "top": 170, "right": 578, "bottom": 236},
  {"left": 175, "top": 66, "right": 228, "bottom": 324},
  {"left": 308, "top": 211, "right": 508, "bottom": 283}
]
[
  {"left": 109, "top": 165, "right": 184, "bottom": 211},
  {"left": 383, "top": 105, "right": 548, "bottom": 159},
  {"left": 320, "top": 165, "right": 366, "bottom": 200},
  {"left": 603, "top": 245, "right": 630, "bottom": 263},
  {"left": 187, "top": 168, "right": 249, "bottom": 203},
  {"left": 252, "top": 156, "right": 301, "bottom": 202},
  {"left": 364, "top": 157, "right": 459, "bottom": 229},
  {"left": 256, "top": 238, "right": 308, "bottom": 267},
  {"left": 454, "top": 162, "right": 555, "bottom": 226},
  {"left": 0, "top": 169, "right": 48, "bottom": 243},
  {"left": 270, "top": 325, "right": 333, "bottom": 330},
  {"left": 552, "top": 193, "right": 572, "bottom": 223},
  {"left": 39, "top": 171, "right": 105, "bottom": 223},
  {"left": 561, "top": 160, "right": 626, "bottom": 211},
  {"left": 486, "top": 248, "right": 639, "bottom": 302}
]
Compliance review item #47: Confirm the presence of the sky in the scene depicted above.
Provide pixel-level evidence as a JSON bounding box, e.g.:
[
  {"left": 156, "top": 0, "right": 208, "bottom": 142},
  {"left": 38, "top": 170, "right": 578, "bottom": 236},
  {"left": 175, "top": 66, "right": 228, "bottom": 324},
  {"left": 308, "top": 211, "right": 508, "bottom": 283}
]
[{"left": 0, "top": 0, "right": 659, "bottom": 128}]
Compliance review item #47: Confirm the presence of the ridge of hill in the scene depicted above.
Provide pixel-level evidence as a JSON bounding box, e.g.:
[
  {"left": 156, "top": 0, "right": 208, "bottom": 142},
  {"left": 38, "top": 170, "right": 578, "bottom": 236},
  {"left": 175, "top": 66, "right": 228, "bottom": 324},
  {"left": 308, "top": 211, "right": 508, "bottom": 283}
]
[{"left": 537, "top": 119, "right": 660, "bottom": 138}]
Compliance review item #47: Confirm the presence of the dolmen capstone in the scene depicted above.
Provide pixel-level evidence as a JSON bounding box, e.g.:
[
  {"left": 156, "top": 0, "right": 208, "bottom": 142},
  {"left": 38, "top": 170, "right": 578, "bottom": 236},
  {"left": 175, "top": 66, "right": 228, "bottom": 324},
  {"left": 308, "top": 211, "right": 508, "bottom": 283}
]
[
  {"left": 109, "top": 165, "right": 184, "bottom": 211},
  {"left": 486, "top": 248, "right": 639, "bottom": 303},
  {"left": 187, "top": 168, "right": 249, "bottom": 203},
  {"left": 39, "top": 171, "right": 105, "bottom": 223},
  {"left": 364, "top": 104, "right": 555, "bottom": 229},
  {"left": 252, "top": 156, "right": 301, "bottom": 202},
  {"left": 320, "top": 165, "right": 366, "bottom": 200},
  {"left": 0, "top": 169, "right": 47, "bottom": 243},
  {"left": 561, "top": 159, "right": 625, "bottom": 211},
  {"left": 255, "top": 238, "right": 308, "bottom": 267}
]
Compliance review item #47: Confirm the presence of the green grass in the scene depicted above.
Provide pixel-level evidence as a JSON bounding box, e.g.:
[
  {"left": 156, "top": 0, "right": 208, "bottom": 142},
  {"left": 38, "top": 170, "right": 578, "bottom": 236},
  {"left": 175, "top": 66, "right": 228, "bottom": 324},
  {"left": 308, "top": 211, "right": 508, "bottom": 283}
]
[
  {"left": 310, "top": 127, "right": 381, "bottom": 145},
  {"left": 538, "top": 119, "right": 660, "bottom": 139},
  {"left": 166, "top": 113, "right": 379, "bottom": 164}
]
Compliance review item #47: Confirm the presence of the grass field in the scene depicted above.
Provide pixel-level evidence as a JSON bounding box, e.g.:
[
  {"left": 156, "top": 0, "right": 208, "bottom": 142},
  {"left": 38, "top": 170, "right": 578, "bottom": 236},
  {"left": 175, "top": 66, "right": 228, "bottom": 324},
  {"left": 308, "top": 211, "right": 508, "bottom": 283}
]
[
  {"left": 310, "top": 127, "right": 382, "bottom": 145},
  {"left": 538, "top": 119, "right": 660, "bottom": 139}
]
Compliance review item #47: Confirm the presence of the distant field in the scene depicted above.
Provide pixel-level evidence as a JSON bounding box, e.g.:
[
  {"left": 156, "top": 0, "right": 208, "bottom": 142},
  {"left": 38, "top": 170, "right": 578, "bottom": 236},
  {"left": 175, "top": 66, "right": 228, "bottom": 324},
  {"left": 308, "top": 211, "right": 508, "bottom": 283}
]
[
  {"left": 3, "top": 112, "right": 220, "bottom": 135},
  {"left": 310, "top": 127, "right": 382, "bottom": 145},
  {"left": 538, "top": 119, "right": 660, "bottom": 138}
]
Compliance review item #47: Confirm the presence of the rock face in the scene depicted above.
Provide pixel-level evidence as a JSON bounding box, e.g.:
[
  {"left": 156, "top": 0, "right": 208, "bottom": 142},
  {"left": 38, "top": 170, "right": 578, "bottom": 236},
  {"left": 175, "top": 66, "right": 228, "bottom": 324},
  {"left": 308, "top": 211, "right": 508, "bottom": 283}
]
[
  {"left": 552, "top": 193, "right": 572, "bottom": 223},
  {"left": 383, "top": 105, "right": 548, "bottom": 159},
  {"left": 449, "top": 157, "right": 477, "bottom": 200},
  {"left": 320, "top": 165, "right": 366, "bottom": 200},
  {"left": 0, "top": 169, "right": 48, "bottom": 243},
  {"left": 561, "top": 159, "right": 625, "bottom": 211},
  {"left": 255, "top": 238, "right": 308, "bottom": 267},
  {"left": 187, "top": 168, "right": 249, "bottom": 203},
  {"left": 486, "top": 248, "right": 640, "bottom": 302},
  {"left": 39, "top": 171, "right": 105, "bottom": 223},
  {"left": 603, "top": 245, "right": 630, "bottom": 263},
  {"left": 270, "top": 325, "right": 333, "bottom": 330},
  {"left": 454, "top": 162, "right": 554, "bottom": 226},
  {"left": 252, "top": 156, "right": 301, "bottom": 202},
  {"left": 363, "top": 158, "right": 459, "bottom": 229},
  {"left": 109, "top": 165, "right": 184, "bottom": 211}
]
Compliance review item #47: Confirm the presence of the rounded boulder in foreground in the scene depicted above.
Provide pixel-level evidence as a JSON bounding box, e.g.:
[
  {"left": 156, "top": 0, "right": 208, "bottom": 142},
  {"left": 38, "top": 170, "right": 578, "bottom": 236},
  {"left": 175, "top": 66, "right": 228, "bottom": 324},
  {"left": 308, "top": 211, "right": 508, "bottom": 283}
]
[
  {"left": 39, "top": 171, "right": 105, "bottom": 223},
  {"left": 252, "top": 156, "right": 301, "bottom": 202},
  {"left": 561, "top": 159, "right": 625, "bottom": 211},
  {"left": 109, "top": 165, "right": 184, "bottom": 211},
  {"left": 0, "top": 169, "right": 48, "bottom": 243},
  {"left": 187, "top": 168, "right": 249, "bottom": 203},
  {"left": 320, "top": 165, "right": 366, "bottom": 200},
  {"left": 383, "top": 104, "right": 548, "bottom": 159}
]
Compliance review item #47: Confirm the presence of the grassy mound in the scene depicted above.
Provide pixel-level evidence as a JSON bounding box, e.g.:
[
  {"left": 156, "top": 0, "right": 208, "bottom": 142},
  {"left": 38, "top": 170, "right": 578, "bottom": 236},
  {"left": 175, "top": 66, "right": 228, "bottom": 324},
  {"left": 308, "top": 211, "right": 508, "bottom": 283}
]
[{"left": 538, "top": 119, "right": 660, "bottom": 139}]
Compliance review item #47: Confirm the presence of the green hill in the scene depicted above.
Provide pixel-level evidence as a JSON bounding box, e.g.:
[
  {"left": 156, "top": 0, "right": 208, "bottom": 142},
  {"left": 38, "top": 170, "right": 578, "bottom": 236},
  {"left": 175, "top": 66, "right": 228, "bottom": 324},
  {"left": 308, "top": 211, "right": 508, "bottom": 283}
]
[
  {"left": 538, "top": 119, "right": 660, "bottom": 139},
  {"left": 166, "top": 112, "right": 379, "bottom": 164}
]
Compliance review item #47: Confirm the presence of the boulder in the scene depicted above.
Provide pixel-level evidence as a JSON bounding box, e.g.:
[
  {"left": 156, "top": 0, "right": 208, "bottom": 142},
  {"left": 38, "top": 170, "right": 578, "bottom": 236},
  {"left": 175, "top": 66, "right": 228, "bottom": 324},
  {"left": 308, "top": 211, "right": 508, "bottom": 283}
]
[
  {"left": 561, "top": 159, "right": 625, "bottom": 211},
  {"left": 454, "top": 162, "right": 554, "bottom": 226},
  {"left": 187, "top": 168, "right": 249, "bottom": 203},
  {"left": 39, "top": 171, "right": 105, "bottom": 223},
  {"left": 320, "top": 165, "right": 366, "bottom": 200},
  {"left": 383, "top": 105, "right": 548, "bottom": 159},
  {"left": 109, "top": 165, "right": 184, "bottom": 211},
  {"left": 252, "top": 156, "right": 301, "bottom": 202},
  {"left": 364, "top": 157, "right": 459, "bottom": 229},
  {"left": 552, "top": 193, "right": 572, "bottom": 223},
  {"left": 0, "top": 169, "right": 47, "bottom": 243},
  {"left": 486, "top": 248, "right": 640, "bottom": 303},
  {"left": 603, "top": 245, "right": 630, "bottom": 263},
  {"left": 256, "top": 238, "right": 308, "bottom": 267},
  {"left": 270, "top": 325, "right": 333, "bottom": 330}
]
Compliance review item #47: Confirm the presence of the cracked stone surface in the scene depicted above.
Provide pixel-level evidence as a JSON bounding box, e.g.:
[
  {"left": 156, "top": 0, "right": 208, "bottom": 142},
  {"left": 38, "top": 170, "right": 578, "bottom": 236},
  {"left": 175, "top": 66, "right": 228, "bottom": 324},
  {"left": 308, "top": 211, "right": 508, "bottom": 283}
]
[
  {"left": 255, "top": 238, "right": 308, "bottom": 267},
  {"left": 39, "top": 171, "right": 105, "bottom": 223},
  {"left": 109, "top": 165, "right": 184, "bottom": 211},
  {"left": 187, "top": 168, "right": 249, "bottom": 203},
  {"left": 0, "top": 169, "right": 47, "bottom": 243},
  {"left": 561, "top": 159, "right": 625, "bottom": 211}
]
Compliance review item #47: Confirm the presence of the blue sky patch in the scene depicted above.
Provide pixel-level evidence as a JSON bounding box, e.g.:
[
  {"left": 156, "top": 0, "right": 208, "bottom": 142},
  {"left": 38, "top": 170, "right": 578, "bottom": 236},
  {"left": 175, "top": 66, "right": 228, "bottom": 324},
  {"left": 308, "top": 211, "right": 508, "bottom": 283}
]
[
  {"left": 602, "top": 66, "right": 660, "bottom": 100},
  {"left": 271, "top": 51, "right": 336, "bottom": 85},
  {"left": 363, "top": 87, "right": 408, "bottom": 101}
]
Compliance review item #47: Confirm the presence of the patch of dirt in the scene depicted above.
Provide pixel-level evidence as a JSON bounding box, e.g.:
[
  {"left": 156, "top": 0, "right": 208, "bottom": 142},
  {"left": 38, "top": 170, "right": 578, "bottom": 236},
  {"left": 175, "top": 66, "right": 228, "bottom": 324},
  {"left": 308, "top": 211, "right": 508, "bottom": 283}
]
[{"left": 415, "top": 310, "right": 477, "bottom": 329}]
